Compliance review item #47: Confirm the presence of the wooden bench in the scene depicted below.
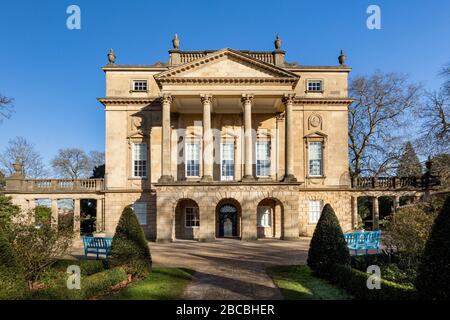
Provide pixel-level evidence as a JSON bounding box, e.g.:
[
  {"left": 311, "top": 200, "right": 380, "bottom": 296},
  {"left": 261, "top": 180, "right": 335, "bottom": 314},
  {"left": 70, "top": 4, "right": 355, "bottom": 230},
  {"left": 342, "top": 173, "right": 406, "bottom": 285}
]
[
  {"left": 343, "top": 231, "right": 381, "bottom": 255},
  {"left": 83, "top": 236, "right": 113, "bottom": 259}
]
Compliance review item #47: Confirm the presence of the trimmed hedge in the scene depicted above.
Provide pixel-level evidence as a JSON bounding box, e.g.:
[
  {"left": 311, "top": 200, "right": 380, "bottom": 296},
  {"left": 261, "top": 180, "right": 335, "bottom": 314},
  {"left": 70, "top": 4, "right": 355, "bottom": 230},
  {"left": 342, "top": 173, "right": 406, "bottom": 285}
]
[
  {"left": 416, "top": 195, "right": 450, "bottom": 299},
  {"left": 0, "top": 267, "right": 28, "bottom": 300},
  {"left": 329, "top": 264, "right": 417, "bottom": 300},
  {"left": 0, "top": 226, "right": 27, "bottom": 300},
  {"left": 51, "top": 259, "right": 105, "bottom": 276},
  {"left": 31, "top": 267, "right": 127, "bottom": 300},
  {"left": 110, "top": 206, "right": 152, "bottom": 278},
  {"left": 307, "top": 204, "right": 350, "bottom": 277}
]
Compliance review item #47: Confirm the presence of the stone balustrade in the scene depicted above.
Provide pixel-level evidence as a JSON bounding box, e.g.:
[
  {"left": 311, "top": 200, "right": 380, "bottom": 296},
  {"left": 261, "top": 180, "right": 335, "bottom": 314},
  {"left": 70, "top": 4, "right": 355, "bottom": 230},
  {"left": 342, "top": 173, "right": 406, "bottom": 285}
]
[
  {"left": 7, "top": 178, "right": 104, "bottom": 193},
  {"left": 351, "top": 176, "right": 440, "bottom": 190}
]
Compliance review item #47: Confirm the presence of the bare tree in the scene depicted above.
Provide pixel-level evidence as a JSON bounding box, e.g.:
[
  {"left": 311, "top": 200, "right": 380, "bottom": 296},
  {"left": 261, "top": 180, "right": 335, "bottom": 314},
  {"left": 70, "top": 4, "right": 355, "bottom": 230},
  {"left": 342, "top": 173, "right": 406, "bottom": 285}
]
[
  {"left": 0, "top": 136, "right": 48, "bottom": 178},
  {"left": 421, "top": 89, "right": 449, "bottom": 153},
  {"left": 88, "top": 150, "right": 105, "bottom": 170},
  {"left": 0, "top": 94, "right": 14, "bottom": 122},
  {"left": 441, "top": 59, "right": 450, "bottom": 94},
  {"left": 348, "top": 71, "right": 422, "bottom": 177},
  {"left": 51, "top": 148, "right": 90, "bottom": 179}
]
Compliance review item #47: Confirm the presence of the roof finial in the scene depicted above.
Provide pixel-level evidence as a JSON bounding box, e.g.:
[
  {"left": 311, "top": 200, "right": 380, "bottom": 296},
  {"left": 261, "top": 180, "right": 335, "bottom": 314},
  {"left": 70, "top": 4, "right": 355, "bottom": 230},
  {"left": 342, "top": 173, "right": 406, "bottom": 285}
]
[
  {"left": 172, "top": 33, "right": 180, "bottom": 50},
  {"left": 107, "top": 48, "right": 116, "bottom": 65},
  {"left": 338, "top": 49, "right": 346, "bottom": 66},
  {"left": 274, "top": 34, "right": 281, "bottom": 50}
]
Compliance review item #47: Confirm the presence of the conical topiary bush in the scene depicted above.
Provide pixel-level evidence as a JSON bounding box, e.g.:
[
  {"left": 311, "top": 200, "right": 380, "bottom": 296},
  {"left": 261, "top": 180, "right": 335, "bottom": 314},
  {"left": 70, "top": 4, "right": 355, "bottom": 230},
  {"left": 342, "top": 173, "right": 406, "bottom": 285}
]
[
  {"left": 307, "top": 203, "right": 350, "bottom": 277},
  {"left": 415, "top": 195, "right": 450, "bottom": 299},
  {"left": 109, "top": 205, "right": 152, "bottom": 278}
]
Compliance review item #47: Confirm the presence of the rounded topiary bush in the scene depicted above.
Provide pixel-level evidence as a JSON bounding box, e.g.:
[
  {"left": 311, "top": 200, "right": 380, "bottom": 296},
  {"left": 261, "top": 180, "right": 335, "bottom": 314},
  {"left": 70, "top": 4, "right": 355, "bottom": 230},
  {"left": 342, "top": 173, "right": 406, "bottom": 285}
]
[
  {"left": 109, "top": 205, "right": 152, "bottom": 278},
  {"left": 415, "top": 195, "right": 450, "bottom": 299},
  {"left": 307, "top": 203, "right": 350, "bottom": 277}
]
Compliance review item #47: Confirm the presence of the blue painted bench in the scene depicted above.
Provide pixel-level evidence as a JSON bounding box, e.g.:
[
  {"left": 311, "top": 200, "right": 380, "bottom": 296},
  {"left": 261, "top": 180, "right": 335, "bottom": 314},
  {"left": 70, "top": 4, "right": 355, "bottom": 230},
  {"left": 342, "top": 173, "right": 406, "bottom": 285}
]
[
  {"left": 83, "top": 236, "right": 113, "bottom": 259},
  {"left": 343, "top": 231, "right": 381, "bottom": 255}
]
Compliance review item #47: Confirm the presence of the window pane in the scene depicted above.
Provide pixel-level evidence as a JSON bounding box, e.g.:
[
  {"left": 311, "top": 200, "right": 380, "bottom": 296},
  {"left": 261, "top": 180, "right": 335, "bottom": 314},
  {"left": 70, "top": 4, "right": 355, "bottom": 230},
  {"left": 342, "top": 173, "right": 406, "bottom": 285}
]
[
  {"left": 186, "top": 143, "right": 200, "bottom": 177},
  {"left": 221, "top": 143, "right": 234, "bottom": 180},
  {"left": 308, "top": 80, "right": 322, "bottom": 92},
  {"left": 133, "top": 80, "right": 147, "bottom": 91},
  {"left": 133, "top": 202, "right": 147, "bottom": 225},
  {"left": 133, "top": 143, "right": 147, "bottom": 177},
  {"left": 308, "top": 142, "right": 322, "bottom": 176},
  {"left": 256, "top": 141, "right": 270, "bottom": 177},
  {"left": 185, "top": 207, "right": 199, "bottom": 227},
  {"left": 308, "top": 200, "right": 322, "bottom": 224}
]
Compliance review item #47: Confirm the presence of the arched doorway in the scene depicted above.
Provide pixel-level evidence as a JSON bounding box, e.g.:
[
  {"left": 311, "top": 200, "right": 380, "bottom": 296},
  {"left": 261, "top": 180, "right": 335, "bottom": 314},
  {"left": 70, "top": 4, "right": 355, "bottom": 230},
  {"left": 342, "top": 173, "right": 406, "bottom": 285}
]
[
  {"left": 256, "top": 198, "right": 284, "bottom": 239},
  {"left": 216, "top": 199, "right": 241, "bottom": 238},
  {"left": 175, "top": 199, "right": 200, "bottom": 240}
]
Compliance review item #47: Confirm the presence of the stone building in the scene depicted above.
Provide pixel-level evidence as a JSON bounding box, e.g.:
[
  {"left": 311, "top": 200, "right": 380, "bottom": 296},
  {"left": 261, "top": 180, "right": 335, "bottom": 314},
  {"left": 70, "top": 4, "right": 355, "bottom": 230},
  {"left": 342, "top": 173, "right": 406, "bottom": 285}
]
[
  {"left": 98, "top": 35, "right": 353, "bottom": 241},
  {"left": 5, "top": 36, "right": 429, "bottom": 242}
]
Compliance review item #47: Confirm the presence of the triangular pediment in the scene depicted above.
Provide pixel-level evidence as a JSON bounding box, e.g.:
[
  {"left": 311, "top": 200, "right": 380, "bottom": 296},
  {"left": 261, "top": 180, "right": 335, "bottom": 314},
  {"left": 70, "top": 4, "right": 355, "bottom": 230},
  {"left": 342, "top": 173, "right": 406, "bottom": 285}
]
[{"left": 155, "top": 48, "right": 299, "bottom": 81}]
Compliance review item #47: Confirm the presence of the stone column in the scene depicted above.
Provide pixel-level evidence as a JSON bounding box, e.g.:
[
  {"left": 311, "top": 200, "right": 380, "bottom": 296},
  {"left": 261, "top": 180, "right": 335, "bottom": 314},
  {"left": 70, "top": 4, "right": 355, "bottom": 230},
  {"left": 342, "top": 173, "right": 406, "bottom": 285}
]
[
  {"left": 351, "top": 196, "right": 359, "bottom": 229},
  {"left": 73, "top": 199, "right": 81, "bottom": 238},
  {"left": 28, "top": 199, "right": 36, "bottom": 223},
  {"left": 201, "top": 94, "right": 213, "bottom": 181},
  {"left": 51, "top": 199, "right": 59, "bottom": 228},
  {"left": 241, "top": 202, "right": 257, "bottom": 241},
  {"left": 372, "top": 197, "right": 379, "bottom": 230},
  {"left": 242, "top": 94, "right": 254, "bottom": 181},
  {"left": 393, "top": 195, "right": 400, "bottom": 213},
  {"left": 159, "top": 94, "right": 174, "bottom": 183},
  {"left": 96, "top": 198, "right": 104, "bottom": 232},
  {"left": 283, "top": 94, "right": 297, "bottom": 182}
]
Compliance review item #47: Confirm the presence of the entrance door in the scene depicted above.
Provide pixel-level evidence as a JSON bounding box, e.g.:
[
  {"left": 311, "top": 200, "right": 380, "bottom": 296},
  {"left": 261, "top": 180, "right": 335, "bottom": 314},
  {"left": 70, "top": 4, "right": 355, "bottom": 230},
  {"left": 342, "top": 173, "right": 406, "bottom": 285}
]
[{"left": 218, "top": 204, "right": 238, "bottom": 237}]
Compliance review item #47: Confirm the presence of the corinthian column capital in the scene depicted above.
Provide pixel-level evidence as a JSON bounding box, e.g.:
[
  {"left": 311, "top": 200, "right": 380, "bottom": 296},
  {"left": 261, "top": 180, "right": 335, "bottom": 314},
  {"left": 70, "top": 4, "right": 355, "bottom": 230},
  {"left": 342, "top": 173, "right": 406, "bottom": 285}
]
[
  {"left": 241, "top": 94, "right": 254, "bottom": 105},
  {"left": 200, "top": 94, "right": 213, "bottom": 105},
  {"left": 282, "top": 93, "right": 295, "bottom": 105},
  {"left": 160, "top": 93, "right": 172, "bottom": 105}
]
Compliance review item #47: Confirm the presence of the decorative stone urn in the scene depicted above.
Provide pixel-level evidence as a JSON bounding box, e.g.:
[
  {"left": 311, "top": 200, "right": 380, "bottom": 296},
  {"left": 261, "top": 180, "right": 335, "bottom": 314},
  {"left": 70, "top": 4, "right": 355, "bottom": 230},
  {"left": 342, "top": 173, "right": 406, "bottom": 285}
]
[
  {"left": 274, "top": 34, "right": 281, "bottom": 50},
  {"left": 107, "top": 48, "right": 116, "bottom": 64},
  {"left": 172, "top": 34, "right": 180, "bottom": 50},
  {"left": 338, "top": 49, "right": 346, "bottom": 66}
]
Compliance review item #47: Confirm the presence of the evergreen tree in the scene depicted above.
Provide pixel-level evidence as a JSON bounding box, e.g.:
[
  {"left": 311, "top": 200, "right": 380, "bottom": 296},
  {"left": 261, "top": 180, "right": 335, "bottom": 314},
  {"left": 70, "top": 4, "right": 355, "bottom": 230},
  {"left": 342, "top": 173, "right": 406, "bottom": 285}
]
[
  {"left": 307, "top": 204, "right": 350, "bottom": 276},
  {"left": 415, "top": 195, "right": 450, "bottom": 299},
  {"left": 110, "top": 205, "right": 152, "bottom": 278},
  {"left": 397, "top": 142, "right": 422, "bottom": 177}
]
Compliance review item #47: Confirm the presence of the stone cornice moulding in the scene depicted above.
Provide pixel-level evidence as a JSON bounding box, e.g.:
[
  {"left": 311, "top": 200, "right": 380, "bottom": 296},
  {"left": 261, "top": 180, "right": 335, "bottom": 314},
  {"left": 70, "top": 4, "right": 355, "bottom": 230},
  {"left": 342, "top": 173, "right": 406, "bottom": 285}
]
[
  {"left": 293, "top": 97, "right": 354, "bottom": 105},
  {"left": 97, "top": 97, "right": 160, "bottom": 106}
]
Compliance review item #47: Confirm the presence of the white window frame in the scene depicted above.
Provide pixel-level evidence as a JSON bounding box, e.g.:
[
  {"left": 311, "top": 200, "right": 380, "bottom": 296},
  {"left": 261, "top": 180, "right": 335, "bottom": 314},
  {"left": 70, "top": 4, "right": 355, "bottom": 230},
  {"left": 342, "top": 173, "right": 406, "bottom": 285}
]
[
  {"left": 132, "top": 80, "right": 148, "bottom": 92},
  {"left": 220, "top": 142, "right": 235, "bottom": 181},
  {"left": 185, "top": 207, "right": 200, "bottom": 228},
  {"left": 257, "top": 206, "right": 272, "bottom": 227},
  {"left": 185, "top": 141, "right": 200, "bottom": 178},
  {"left": 308, "top": 142, "right": 323, "bottom": 177},
  {"left": 133, "top": 202, "right": 147, "bottom": 225},
  {"left": 308, "top": 200, "right": 322, "bottom": 224},
  {"left": 307, "top": 80, "right": 323, "bottom": 92},
  {"left": 256, "top": 141, "right": 271, "bottom": 177},
  {"left": 132, "top": 143, "right": 147, "bottom": 178}
]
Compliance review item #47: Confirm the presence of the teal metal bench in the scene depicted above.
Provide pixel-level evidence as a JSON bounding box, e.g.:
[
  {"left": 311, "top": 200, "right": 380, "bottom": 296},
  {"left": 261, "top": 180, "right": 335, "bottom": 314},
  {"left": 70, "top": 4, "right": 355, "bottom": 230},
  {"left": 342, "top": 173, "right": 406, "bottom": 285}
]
[
  {"left": 343, "top": 231, "right": 381, "bottom": 255},
  {"left": 83, "top": 236, "right": 113, "bottom": 259}
]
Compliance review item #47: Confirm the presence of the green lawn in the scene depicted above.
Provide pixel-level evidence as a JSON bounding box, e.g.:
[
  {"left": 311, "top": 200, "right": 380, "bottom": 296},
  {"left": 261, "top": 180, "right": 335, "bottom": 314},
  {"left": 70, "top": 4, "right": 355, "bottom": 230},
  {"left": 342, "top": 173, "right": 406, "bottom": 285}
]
[
  {"left": 267, "top": 265, "right": 352, "bottom": 300},
  {"left": 106, "top": 268, "right": 195, "bottom": 300}
]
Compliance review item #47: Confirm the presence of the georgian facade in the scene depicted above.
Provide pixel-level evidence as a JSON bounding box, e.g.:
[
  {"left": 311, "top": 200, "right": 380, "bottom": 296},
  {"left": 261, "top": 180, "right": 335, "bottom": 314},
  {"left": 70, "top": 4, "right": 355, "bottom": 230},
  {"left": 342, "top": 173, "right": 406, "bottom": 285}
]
[
  {"left": 5, "top": 37, "right": 431, "bottom": 241},
  {"left": 98, "top": 38, "right": 354, "bottom": 241}
]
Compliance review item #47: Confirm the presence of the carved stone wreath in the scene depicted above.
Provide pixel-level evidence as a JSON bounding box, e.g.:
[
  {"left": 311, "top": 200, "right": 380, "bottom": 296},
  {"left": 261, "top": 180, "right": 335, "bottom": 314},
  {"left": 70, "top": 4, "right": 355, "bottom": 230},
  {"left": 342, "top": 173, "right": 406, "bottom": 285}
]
[{"left": 309, "top": 114, "right": 322, "bottom": 129}]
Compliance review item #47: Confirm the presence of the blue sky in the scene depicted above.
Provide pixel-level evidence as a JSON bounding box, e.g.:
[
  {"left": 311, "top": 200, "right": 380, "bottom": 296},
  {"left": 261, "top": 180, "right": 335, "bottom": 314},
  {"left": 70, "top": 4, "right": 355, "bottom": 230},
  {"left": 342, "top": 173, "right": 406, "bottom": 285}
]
[{"left": 0, "top": 0, "right": 449, "bottom": 165}]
